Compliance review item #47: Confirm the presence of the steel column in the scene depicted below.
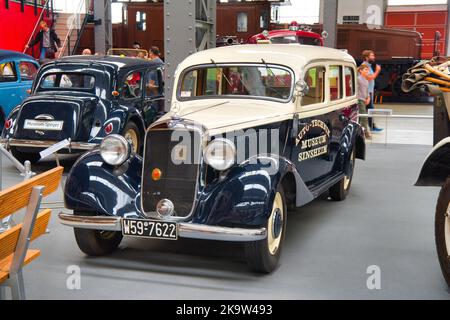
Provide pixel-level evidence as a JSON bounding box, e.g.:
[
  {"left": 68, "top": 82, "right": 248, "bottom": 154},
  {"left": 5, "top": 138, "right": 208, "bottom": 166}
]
[
  {"left": 94, "top": 0, "right": 113, "bottom": 54},
  {"left": 163, "top": 0, "right": 216, "bottom": 111},
  {"left": 322, "top": 0, "right": 338, "bottom": 48}
]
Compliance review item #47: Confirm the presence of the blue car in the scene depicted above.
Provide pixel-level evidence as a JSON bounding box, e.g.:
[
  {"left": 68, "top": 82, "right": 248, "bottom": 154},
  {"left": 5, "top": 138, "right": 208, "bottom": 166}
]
[{"left": 0, "top": 50, "right": 39, "bottom": 127}]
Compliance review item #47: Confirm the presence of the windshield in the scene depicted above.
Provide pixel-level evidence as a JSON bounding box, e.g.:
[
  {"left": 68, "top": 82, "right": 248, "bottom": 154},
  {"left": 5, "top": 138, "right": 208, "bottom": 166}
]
[
  {"left": 38, "top": 73, "right": 95, "bottom": 91},
  {"left": 179, "top": 65, "right": 293, "bottom": 102}
]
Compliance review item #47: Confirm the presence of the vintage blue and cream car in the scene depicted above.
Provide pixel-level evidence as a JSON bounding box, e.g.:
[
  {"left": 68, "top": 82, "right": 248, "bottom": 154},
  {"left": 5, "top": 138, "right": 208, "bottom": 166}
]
[
  {"left": 59, "top": 45, "right": 365, "bottom": 273},
  {"left": 1, "top": 55, "right": 164, "bottom": 163}
]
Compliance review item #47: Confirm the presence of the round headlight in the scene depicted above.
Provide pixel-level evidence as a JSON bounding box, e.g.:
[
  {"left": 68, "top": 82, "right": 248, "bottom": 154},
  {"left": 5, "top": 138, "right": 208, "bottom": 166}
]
[
  {"left": 100, "top": 134, "right": 130, "bottom": 166},
  {"left": 203, "top": 138, "right": 236, "bottom": 171}
]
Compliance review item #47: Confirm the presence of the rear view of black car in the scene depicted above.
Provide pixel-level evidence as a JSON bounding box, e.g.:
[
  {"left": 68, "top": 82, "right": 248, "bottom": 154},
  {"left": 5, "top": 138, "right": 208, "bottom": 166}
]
[{"left": 1, "top": 55, "right": 164, "bottom": 163}]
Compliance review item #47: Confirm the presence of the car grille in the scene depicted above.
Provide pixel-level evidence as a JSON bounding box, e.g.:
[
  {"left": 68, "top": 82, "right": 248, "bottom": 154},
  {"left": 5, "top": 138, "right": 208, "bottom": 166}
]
[{"left": 141, "top": 127, "right": 202, "bottom": 219}]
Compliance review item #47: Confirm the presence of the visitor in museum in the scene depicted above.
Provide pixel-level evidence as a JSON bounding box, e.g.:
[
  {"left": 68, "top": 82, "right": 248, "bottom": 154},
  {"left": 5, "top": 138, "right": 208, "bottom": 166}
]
[{"left": 361, "top": 50, "right": 382, "bottom": 132}]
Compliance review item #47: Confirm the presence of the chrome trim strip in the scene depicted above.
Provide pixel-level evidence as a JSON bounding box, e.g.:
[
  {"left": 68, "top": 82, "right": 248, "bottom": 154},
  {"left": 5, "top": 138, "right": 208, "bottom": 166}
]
[
  {"left": 58, "top": 213, "right": 267, "bottom": 242},
  {"left": 1, "top": 138, "right": 97, "bottom": 150}
]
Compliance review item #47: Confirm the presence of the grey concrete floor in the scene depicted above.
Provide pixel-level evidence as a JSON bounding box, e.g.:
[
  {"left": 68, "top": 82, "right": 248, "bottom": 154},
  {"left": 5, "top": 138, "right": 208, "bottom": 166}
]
[{"left": 1, "top": 143, "right": 449, "bottom": 299}]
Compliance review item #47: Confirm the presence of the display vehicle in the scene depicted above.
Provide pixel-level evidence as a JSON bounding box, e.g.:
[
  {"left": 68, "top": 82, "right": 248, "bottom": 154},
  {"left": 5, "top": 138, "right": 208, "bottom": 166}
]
[
  {"left": 416, "top": 91, "right": 450, "bottom": 286},
  {"left": 1, "top": 55, "right": 164, "bottom": 163},
  {"left": 0, "top": 50, "right": 39, "bottom": 129},
  {"left": 60, "top": 45, "right": 366, "bottom": 273}
]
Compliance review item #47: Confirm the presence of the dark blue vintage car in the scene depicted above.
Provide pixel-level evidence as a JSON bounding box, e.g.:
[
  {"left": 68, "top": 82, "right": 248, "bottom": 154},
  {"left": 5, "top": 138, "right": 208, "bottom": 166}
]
[
  {"left": 0, "top": 50, "right": 39, "bottom": 129},
  {"left": 1, "top": 55, "right": 164, "bottom": 163},
  {"left": 59, "top": 45, "right": 365, "bottom": 273}
]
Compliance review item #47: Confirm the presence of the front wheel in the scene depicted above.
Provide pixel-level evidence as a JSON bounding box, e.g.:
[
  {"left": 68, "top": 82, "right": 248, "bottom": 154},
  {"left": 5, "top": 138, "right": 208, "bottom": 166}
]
[
  {"left": 122, "top": 121, "right": 141, "bottom": 154},
  {"left": 244, "top": 186, "right": 287, "bottom": 273},
  {"left": 73, "top": 211, "right": 123, "bottom": 256},
  {"left": 10, "top": 147, "right": 41, "bottom": 165},
  {"left": 329, "top": 150, "right": 355, "bottom": 201},
  {"left": 435, "top": 178, "right": 450, "bottom": 286}
]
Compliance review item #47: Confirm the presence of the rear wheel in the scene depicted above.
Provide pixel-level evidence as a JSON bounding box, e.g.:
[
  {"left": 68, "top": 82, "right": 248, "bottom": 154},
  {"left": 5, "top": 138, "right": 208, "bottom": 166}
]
[
  {"left": 244, "top": 185, "right": 287, "bottom": 273},
  {"left": 122, "top": 121, "right": 141, "bottom": 154},
  {"left": 329, "top": 150, "right": 355, "bottom": 201},
  {"left": 73, "top": 211, "right": 123, "bottom": 256},
  {"left": 10, "top": 147, "right": 41, "bottom": 164},
  {"left": 435, "top": 178, "right": 450, "bottom": 287}
]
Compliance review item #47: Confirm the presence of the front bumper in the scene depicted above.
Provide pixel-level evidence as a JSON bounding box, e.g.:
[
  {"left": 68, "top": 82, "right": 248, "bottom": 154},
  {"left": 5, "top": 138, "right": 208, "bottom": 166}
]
[
  {"left": 1, "top": 138, "right": 97, "bottom": 151},
  {"left": 58, "top": 213, "right": 267, "bottom": 242}
]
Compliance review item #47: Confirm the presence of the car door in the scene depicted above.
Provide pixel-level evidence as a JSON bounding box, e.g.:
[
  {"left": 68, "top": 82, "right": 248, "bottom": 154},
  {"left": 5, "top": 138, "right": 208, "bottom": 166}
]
[
  {"left": 143, "top": 67, "right": 164, "bottom": 126},
  {"left": 291, "top": 63, "right": 335, "bottom": 185},
  {"left": 0, "top": 60, "right": 20, "bottom": 121}
]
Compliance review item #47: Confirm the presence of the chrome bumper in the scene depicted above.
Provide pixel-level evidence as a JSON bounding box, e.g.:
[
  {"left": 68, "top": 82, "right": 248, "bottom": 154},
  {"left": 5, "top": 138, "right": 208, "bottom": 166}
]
[
  {"left": 1, "top": 138, "right": 97, "bottom": 151},
  {"left": 58, "top": 213, "right": 267, "bottom": 242}
]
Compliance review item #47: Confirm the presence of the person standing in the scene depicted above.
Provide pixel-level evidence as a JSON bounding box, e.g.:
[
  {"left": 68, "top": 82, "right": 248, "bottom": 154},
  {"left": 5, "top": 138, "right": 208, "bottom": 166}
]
[
  {"left": 25, "top": 20, "right": 61, "bottom": 62},
  {"left": 357, "top": 64, "right": 372, "bottom": 139},
  {"left": 361, "top": 50, "right": 382, "bottom": 132}
]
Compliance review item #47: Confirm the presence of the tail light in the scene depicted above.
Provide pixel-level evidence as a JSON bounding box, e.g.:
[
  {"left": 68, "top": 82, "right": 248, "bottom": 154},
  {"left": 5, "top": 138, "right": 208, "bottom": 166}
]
[
  {"left": 5, "top": 119, "right": 12, "bottom": 130},
  {"left": 104, "top": 123, "right": 113, "bottom": 135}
]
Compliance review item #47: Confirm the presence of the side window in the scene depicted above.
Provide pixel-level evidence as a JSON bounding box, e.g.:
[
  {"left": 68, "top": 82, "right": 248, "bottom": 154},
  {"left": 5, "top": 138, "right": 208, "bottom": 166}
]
[
  {"left": 122, "top": 71, "right": 143, "bottom": 99},
  {"left": 136, "top": 11, "right": 147, "bottom": 31},
  {"left": 344, "top": 66, "right": 355, "bottom": 97},
  {"left": 0, "top": 62, "right": 17, "bottom": 82},
  {"left": 19, "top": 61, "right": 38, "bottom": 81},
  {"left": 237, "top": 12, "right": 248, "bottom": 32},
  {"left": 302, "top": 66, "right": 325, "bottom": 106},
  {"left": 145, "top": 69, "right": 163, "bottom": 98},
  {"left": 329, "top": 65, "right": 342, "bottom": 101}
]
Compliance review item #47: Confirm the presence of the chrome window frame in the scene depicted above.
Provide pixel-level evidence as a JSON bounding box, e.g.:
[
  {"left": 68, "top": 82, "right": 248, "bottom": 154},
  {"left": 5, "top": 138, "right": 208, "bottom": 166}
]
[{"left": 176, "top": 63, "right": 296, "bottom": 104}]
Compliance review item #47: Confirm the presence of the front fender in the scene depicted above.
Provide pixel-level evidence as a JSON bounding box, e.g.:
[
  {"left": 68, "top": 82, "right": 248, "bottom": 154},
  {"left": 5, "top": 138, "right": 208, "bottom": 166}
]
[
  {"left": 415, "top": 137, "right": 450, "bottom": 186},
  {"left": 192, "top": 156, "right": 311, "bottom": 228},
  {"left": 64, "top": 150, "right": 144, "bottom": 218}
]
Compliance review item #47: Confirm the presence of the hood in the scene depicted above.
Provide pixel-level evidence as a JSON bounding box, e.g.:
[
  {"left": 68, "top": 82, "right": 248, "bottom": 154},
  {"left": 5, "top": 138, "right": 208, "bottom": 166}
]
[{"left": 158, "top": 99, "right": 294, "bottom": 135}]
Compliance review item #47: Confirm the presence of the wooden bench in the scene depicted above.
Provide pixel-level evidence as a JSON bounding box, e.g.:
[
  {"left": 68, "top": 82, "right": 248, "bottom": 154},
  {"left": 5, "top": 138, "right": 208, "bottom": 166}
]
[{"left": 0, "top": 166, "right": 63, "bottom": 300}]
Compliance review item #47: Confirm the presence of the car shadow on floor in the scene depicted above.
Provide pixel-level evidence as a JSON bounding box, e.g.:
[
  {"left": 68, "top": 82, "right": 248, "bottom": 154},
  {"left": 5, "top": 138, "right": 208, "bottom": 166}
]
[{"left": 78, "top": 193, "right": 341, "bottom": 279}]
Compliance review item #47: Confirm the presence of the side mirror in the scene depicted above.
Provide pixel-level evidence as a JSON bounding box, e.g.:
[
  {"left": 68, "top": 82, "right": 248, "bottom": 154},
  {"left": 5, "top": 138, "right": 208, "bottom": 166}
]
[
  {"left": 321, "top": 31, "right": 328, "bottom": 39},
  {"left": 294, "top": 79, "right": 309, "bottom": 97}
]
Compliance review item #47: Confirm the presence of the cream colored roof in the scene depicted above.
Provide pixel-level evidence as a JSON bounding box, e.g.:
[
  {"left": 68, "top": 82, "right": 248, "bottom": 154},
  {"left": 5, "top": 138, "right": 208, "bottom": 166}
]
[{"left": 175, "top": 44, "right": 356, "bottom": 75}]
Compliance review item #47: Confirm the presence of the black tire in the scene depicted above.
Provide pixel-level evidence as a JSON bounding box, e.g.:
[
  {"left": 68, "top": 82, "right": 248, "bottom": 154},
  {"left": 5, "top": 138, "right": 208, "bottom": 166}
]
[
  {"left": 122, "top": 121, "right": 142, "bottom": 154},
  {"left": 435, "top": 178, "right": 450, "bottom": 287},
  {"left": 73, "top": 211, "right": 123, "bottom": 256},
  {"left": 10, "top": 147, "right": 41, "bottom": 164},
  {"left": 244, "top": 185, "right": 287, "bottom": 273},
  {"left": 329, "top": 150, "right": 355, "bottom": 201}
]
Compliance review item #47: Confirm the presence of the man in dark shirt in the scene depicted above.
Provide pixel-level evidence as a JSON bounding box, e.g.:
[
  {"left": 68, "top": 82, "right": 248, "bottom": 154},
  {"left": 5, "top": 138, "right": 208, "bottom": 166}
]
[{"left": 25, "top": 20, "right": 61, "bottom": 62}]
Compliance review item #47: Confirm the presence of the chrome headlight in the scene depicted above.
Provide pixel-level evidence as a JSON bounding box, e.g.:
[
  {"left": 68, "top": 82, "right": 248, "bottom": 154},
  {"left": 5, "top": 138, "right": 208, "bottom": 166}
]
[
  {"left": 100, "top": 134, "right": 130, "bottom": 166},
  {"left": 203, "top": 138, "right": 236, "bottom": 171}
]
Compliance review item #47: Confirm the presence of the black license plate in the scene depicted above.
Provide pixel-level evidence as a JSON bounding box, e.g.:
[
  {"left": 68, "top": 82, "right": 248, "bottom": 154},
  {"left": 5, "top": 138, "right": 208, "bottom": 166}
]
[{"left": 122, "top": 218, "right": 178, "bottom": 240}]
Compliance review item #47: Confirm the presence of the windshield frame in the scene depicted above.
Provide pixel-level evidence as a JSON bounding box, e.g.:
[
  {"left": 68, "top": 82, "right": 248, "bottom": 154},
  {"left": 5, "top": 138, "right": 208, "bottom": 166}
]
[{"left": 176, "top": 63, "right": 295, "bottom": 104}]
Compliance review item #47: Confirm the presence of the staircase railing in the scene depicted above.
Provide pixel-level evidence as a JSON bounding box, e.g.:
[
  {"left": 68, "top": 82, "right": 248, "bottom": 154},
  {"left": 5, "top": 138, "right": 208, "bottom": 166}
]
[
  {"left": 23, "top": 0, "right": 54, "bottom": 58},
  {"left": 57, "top": 0, "right": 89, "bottom": 58}
]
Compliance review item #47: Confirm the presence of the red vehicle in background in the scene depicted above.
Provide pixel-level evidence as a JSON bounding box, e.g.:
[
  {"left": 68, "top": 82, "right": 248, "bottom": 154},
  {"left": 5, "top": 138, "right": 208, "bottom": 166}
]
[{"left": 247, "top": 22, "right": 324, "bottom": 46}]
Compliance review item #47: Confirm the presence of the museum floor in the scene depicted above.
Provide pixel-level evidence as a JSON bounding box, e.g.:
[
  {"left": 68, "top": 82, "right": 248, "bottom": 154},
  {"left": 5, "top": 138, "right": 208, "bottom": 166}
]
[{"left": 1, "top": 104, "right": 448, "bottom": 300}]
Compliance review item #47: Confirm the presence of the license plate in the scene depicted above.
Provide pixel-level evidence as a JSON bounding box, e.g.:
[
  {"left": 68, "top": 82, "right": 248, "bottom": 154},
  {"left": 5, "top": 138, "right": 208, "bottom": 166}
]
[
  {"left": 122, "top": 218, "right": 178, "bottom": 240},
  {"left": 24, "top": 119, "right": 64, "bottom": 131}
]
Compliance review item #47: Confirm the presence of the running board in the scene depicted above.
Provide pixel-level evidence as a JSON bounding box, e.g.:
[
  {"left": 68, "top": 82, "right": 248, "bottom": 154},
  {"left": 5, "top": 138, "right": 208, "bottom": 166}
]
[{"left": 308, "top": 173, "right": 345, "bottom": 198}]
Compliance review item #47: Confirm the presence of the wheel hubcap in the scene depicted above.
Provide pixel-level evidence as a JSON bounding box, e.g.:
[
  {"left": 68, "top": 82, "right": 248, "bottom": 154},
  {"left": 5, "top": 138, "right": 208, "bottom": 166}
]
[
  {"left": 124, "top": 129, "right": 139, "bottom": 153},
  {"left": 268, "top": 192, "right": 284, "bottom": 255}
]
